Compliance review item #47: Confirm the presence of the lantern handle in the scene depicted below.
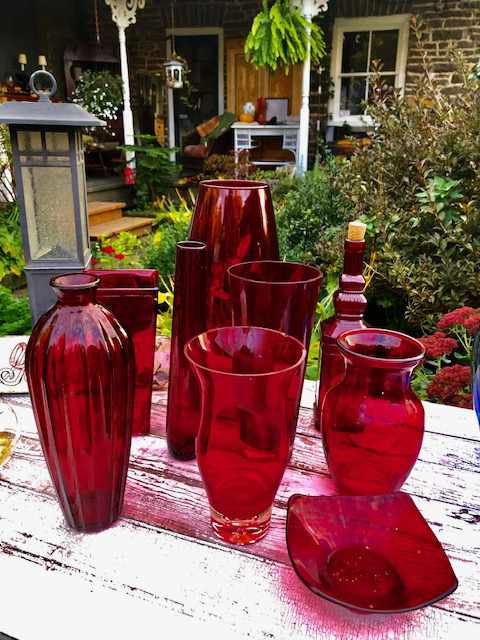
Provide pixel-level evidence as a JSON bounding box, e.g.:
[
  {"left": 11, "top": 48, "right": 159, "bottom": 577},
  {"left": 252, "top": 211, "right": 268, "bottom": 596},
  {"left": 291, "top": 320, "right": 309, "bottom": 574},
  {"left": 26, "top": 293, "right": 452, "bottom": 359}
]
[{"left": 29, "top": 70, "right": 57, "bottom": 102}]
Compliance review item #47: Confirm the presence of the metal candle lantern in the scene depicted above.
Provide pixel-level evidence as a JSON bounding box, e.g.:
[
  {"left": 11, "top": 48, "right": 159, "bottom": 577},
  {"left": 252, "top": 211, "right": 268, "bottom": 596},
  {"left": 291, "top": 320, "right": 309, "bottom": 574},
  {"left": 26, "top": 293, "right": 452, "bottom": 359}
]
[
  {"left": 0, "top": 70, "right": 105, "bottom": 321},
  {"left": 164, "top": 56, "right": 185, "bottom": 89}
]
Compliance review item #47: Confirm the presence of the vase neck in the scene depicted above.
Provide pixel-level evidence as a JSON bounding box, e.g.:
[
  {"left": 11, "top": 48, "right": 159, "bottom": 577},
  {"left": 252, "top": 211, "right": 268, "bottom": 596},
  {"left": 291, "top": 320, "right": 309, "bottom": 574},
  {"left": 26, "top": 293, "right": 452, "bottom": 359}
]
[
  {"left": 345, "top": 360, "right": 414, "bottom": 394},
  {"left": 51, "top": 274, "right": 99, "bottom": 307}
]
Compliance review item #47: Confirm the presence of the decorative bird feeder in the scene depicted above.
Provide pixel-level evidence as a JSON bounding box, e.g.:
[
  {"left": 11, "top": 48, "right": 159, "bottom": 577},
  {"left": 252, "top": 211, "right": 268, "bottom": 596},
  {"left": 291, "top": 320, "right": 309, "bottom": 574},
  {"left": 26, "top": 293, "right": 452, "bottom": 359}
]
[
  {"left": 164, "top": 54, "right": 186, "bottom": 89},
  {"left": 0, "top": 70, "right": 105, "bottom": 321}
]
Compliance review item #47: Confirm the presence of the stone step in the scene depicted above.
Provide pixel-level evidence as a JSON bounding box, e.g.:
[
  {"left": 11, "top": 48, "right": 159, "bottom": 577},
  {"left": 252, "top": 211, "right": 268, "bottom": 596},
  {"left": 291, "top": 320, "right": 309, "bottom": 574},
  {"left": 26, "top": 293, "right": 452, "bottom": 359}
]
[
  {"left": 89, "top": 215, "right": 154, "bottom": 241},
  {"left": 88, "top": 201, "right": 126, "bottom": 225}
]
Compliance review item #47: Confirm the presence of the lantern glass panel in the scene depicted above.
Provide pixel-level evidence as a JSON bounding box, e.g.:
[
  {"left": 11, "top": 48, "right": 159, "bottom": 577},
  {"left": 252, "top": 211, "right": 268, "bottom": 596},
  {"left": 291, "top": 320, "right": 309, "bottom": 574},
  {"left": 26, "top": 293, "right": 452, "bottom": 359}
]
[
  {"left": 21, "top": 165, "right": 78, "bottom": 261},
  {"left": 45, "top": 131, "right": 69, "bottom": 153},
  {"left": 18, "top": 131, "right": 42, "bottom": 152}
]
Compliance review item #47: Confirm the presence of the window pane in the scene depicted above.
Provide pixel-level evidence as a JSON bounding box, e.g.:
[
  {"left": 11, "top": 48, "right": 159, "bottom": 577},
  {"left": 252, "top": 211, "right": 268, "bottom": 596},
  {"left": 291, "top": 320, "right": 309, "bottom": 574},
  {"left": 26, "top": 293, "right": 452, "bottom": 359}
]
[
  {"left": 45, "top": 131, "right": 70, "bottom": 153},
  {"left": 371, "top": 30, "right": 399, "bottom": 72},
  {"left": 340, "top": 77, "right": 367, "bottom": 116},
  {"left": 342, "top": 32, "right": 370, "bottom": 73},
  {"left": 17, "top": 131, "right": 42, "bottom": 152}
]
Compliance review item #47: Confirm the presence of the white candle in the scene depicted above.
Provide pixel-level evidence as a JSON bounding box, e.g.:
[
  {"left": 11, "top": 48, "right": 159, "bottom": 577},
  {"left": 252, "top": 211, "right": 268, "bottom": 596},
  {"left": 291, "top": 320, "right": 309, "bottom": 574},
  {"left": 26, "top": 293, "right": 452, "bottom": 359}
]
[{"left": 38, "top": 55, "right": 47, "bottom": 68}]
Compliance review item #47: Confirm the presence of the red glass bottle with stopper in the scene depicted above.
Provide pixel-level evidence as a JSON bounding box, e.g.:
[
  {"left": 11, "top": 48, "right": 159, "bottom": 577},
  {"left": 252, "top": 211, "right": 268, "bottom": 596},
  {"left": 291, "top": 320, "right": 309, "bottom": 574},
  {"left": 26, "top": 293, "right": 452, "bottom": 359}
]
[{"left": 315, "top": 220, "right": 368, "bottom": 431}]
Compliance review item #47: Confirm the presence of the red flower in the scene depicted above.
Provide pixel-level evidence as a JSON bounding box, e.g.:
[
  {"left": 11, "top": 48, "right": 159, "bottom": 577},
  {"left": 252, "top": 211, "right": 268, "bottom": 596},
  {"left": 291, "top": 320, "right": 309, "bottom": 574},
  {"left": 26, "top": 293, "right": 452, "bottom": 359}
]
[
  {"left": 464, "top": 314, "right": 480, "bottom": 336},
  {"left": 437, "top": 306, "right": 479, "bottom": 330},
  {"left": 419, "top": 331, "right": 458, "bottom": 359},
  {"left": 91, "top": 258, "right": 98, "bottom": 266},
  {"left": 102, "top": 245, "right": 115, "bottom": 255},
  {"left": 427, "top": 364, "right": 472, "bottom": 408},
  {"left": 115, "top": 253, "right": 125, "bottom": 260}
]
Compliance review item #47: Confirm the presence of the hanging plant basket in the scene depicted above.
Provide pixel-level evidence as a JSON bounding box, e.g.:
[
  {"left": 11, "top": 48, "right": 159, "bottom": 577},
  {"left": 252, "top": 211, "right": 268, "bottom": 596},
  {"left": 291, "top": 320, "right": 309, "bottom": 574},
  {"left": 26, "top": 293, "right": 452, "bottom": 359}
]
[{"left": 244, "top": 0, "right": 326, "bottom": 72}]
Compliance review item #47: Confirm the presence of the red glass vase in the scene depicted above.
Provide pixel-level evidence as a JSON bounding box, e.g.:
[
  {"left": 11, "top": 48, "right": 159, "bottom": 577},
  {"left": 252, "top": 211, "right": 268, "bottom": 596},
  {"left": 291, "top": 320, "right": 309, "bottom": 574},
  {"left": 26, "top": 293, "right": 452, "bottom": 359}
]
[
  {"left": 87, "top": 269, "right": 158, "bottom": 436},
  {"left": 228, "top": 260, "right": 322, "bottom": 351},
  {"left": 189, "top": 180, "right": 279, "bottom": 328},
  {"left": 25, "top": 274, "right": 134, "bottom": 532},
  {"left": 315, "top": 233, "right": 367, "bottom": 431},
  {"left": 322, "top": 328, "right": 425, "bottom": 495},
  {"left": 166, "top": 241, "right": 207, "bottom": 460},
  {"left": 185, "top": 326, "right": 305, "bottom": 545}
]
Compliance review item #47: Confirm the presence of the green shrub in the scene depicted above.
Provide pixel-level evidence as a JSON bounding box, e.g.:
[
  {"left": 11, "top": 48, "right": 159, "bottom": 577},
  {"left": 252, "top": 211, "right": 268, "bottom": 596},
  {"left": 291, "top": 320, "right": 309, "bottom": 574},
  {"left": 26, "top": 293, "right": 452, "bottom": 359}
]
[
  {"left": 0, "top": 203, "right": 25, "bottom": 283},
  {"left": 0, "top": 286, "right": 31, "bottom": 336},
  {"left": 334, "top": 23, "right": 480, "bottom": 332}
]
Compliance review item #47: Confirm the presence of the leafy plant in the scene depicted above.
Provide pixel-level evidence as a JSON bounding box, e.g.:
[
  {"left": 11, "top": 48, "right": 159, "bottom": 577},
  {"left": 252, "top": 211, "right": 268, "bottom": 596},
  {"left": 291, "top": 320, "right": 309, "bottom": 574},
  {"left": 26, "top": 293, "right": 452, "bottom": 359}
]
[
  {"left": 72, "top": 70, "right": 123, "bottom": 121},
  {"left": 414, "top": 176, "right": 464, "bottom": 226},
  {"left": 157, "top": 276, "right": 174, "bottom": 337},
  {"left": 91, "top": 232, "right": 143, "bottom": 269},
  {"left": 245, "top": 0, "right": 326, "bottom": 72},
  {"left": 0, "top": 285, "right": 31, "bottom": 336},
  {"left": 0, "top": 203, "right": 24, "bottom": 283},
  {"left": 0, "top": 125, "right": 15, "bottom": 202},
  {"left": 120, "top": 135, "right": 181, "bottom": 209}
]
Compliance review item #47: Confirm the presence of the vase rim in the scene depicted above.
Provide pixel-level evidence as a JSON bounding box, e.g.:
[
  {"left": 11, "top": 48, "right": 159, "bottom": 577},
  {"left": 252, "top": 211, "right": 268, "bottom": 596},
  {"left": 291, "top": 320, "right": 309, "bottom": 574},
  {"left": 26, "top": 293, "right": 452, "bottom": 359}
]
[
  {"left": 228, "top": 260, "right": 322, "bottom": 286},
  {"left": 337, "top": 328, "right": 425, "bottom": 367},
  {"left": 177, "top": 240, "right": 207, "bottom": 250},
  {"left": 200, "top": 179, "right": 269, "bottom": 190},
  {"left": 184, "top": 325, "right": 306, "bottom": 378},
  {"left": 50, "top": 273, "right": 100, "bottom": 291}
]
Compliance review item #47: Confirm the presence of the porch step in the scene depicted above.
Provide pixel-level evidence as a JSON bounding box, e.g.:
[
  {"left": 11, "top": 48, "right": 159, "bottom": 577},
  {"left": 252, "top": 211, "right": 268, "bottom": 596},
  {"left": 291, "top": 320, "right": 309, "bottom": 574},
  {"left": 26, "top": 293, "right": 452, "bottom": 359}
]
[
  {"left": 89, "top": 215, "right": 154, "bottom": 240},
  {"left": 87, "top": 176, "right": 132, "bottom": 205},
  {"left": 88, "top": 200, "right": 126, "bottom": 225}
]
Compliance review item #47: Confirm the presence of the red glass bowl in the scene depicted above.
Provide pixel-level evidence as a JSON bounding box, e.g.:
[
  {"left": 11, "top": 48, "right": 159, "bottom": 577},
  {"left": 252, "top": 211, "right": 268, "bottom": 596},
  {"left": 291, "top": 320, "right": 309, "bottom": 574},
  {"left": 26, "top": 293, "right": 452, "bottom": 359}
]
[{"left": 286, "top": 493, "right": 458, "bottom": 614}]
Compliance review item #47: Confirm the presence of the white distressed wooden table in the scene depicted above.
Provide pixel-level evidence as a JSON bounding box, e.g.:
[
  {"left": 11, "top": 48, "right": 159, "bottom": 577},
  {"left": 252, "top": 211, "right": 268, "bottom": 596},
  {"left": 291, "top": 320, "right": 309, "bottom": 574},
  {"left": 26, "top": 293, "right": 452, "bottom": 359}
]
[{"left": 0, "top": 379, "right": 479, "bottom": 640}]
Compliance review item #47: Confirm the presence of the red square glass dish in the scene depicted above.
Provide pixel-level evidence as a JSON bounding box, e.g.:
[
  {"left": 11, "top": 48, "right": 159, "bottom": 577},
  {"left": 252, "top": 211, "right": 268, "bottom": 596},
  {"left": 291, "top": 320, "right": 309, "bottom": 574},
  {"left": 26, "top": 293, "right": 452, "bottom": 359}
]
[
  {"left": 286, "top": 493, "right": 458, "bottom": 614},
  {"left": 87, "top": 269, "right": 158, "bottom": 436}
]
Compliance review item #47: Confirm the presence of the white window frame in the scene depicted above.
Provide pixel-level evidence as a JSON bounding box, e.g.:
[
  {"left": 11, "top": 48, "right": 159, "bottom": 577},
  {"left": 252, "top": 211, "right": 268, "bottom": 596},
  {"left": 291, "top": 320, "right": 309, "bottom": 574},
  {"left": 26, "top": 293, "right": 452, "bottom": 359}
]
[
  {"left": 328, "top": 15, "right": 411, "bottom": 129},
  {"left": 166, "top": 27, "right": 225, "bottom": 154}
]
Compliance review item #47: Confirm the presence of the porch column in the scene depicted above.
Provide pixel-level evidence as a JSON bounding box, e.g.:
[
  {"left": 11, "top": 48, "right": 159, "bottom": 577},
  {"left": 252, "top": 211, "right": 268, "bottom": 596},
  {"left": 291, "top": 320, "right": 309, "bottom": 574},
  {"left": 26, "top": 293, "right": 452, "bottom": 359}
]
[
  {"left": 295, "top": 0, "right": 328, "bottom": 175},
  {"left": 105, "top": 0, "right": 146, "bottom": 166}
]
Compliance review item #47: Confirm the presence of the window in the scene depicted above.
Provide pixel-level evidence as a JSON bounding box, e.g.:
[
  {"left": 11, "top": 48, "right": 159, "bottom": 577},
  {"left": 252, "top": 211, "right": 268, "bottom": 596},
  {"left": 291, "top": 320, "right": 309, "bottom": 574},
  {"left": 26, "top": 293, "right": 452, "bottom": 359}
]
[{"left": 329, "top": 15, "right": 410, "bottom": 128}]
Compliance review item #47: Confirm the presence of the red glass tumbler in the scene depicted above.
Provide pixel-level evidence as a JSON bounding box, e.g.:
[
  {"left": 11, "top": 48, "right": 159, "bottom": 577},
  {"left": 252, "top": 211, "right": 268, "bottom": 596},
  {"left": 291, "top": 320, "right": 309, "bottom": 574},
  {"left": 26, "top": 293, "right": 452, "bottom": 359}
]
[
  {"left": 185, "top": 326, "right": 305, "bottom": 544},
  {"left": 189, "top": 180, "right": 280, "bottom": 328},
  {"left": 166, "top": 241, "right": 207, "bottom": 460},
  {"left": 322, "top": 328, "right": 425, "bottom": 495},
  {"left": 228, "top": 260, "right": 322, "bottom": 351},
  {"left": 25, "top": 274, "right": 134, "bottom": 532},
  {"left": 87, "top": 269, "right": 158, "bottom": 436}
]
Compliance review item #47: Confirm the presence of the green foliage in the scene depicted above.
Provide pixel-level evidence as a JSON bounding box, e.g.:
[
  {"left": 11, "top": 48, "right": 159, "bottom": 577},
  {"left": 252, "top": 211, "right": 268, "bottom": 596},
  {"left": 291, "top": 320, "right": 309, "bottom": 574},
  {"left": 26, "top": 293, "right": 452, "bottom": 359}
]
[
  {"left": 72, "top": 70, "right": 123, "bottom": 121},
  {"left": 0, "top": 125, "right": 15, "bottom": 202},
  {"left": 142, "top": 197, "right": 192, "bottom": 277},
  {"left": 333, "top": 22, "right": 480, "bottom": 332},
  {"left": 245, "top": 0, "right": 326, "bottom": 72},
  {"left": 120, "top": 135, "right": 181, "bottom": 209},
  {"left": 0, "top": 286, "right": 31, "bottom": 336},
  {"left": 92, "top": 232, "right": 144, "bottom": 269},
  {"left": 157, "top": 276, "right": 174, "bottom": 337},
  {"left": 275, "top": 161, "right": 353, "bottom": 270},
  {"left": 0, "top": 203, "right": 24, "bottom": 282}
]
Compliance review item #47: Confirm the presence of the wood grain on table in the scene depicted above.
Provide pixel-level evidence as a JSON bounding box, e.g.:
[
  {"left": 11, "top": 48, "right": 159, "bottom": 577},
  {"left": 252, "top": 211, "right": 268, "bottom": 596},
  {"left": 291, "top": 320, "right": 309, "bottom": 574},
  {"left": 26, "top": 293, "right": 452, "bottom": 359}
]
[{"left": 0, "top": 382, "right": 479, "bottom": 640}]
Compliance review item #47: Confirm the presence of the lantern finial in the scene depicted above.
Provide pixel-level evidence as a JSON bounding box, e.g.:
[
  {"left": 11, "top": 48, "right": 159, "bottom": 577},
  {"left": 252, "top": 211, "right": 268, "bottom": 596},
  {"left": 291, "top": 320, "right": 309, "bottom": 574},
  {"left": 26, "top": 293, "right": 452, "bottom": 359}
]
[{"left": 29, "top": 70, "right": 57, "bottom": 103}]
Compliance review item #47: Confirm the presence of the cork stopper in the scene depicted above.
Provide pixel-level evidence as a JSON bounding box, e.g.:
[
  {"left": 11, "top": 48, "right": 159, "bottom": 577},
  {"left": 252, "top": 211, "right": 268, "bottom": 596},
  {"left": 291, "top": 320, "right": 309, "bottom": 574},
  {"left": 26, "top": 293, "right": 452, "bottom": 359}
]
[{"left": 348, "top": 220, "right": 367, "bottom": 242}]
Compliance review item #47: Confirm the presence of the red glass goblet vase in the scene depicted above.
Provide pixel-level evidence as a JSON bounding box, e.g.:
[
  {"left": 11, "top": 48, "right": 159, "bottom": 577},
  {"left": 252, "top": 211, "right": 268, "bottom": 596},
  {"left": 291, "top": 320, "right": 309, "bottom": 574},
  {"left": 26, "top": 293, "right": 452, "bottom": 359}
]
[
  {"left": 166, "top": 241, "right": 207, "bottom": 460},
  {"left": 189, "top": 180, "right": 279, "bottom": 328},
  {"left": 322, "top": 329, "right": 425, "bottom": 495},
  {"left": 26, "top": 274, "right": 134, "bottom": 532},
  {"left": 185, "top": 326, "right": 305, "bottom": 544}
]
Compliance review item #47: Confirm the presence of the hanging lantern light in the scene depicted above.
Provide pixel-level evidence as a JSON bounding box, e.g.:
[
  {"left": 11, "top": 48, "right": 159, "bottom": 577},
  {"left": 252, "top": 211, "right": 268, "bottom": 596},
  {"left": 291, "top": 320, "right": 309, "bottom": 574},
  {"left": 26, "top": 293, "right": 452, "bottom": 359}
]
[{"left": 164, "top": 54, "right": 185, "bottom": 89}]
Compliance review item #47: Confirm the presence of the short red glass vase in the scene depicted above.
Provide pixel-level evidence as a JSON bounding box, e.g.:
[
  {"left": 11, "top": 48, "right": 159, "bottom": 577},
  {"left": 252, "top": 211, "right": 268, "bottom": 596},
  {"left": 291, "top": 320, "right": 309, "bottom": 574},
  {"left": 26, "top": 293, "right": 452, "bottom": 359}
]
[
  {"left": 322, "top": 329, "right": 425, "bottom": 495},
  {"left": 189, "top": 180, "right": 279, "bottom": 328},
  {"left": 26, "top": 274, "right": 134, "bottom": 532},
  {"left": 287, "top": 493, "right": 458, "bottom": 614},
  {"left": 185, "top": 326, "right": 305, "bottom": 545},
  {"left": 228, "top": 260, "right": 322, "bottom": 351}
]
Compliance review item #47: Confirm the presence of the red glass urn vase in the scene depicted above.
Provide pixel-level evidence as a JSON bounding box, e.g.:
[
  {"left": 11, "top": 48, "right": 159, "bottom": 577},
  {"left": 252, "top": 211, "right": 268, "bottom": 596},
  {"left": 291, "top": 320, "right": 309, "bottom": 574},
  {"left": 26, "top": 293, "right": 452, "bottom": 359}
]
[
  {"left": 26, "top": 274, "right": 134, "bottom": 532},
  {"left": 322, "top": 329, "right": 425, "bottom": 495},
  {"left": 189, "top": 180, "right": 279, "bottom": 328},
  {"left": 87, "top": 269, "right": 158, "bottom": 436},
  {"left": 166, "top": 241, "right": 207, "bottom": 460}
]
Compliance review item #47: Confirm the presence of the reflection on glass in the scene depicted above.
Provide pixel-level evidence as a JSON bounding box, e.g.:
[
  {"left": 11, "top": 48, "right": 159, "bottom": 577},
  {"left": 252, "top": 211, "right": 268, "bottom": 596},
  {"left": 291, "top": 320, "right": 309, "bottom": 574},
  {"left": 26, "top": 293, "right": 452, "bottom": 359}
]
[
  {"left": 371, "top": 30, "right": 399, "bottom": 71},
  {"left": 340, "top": 77, "right": 366, "bottom": 116},
  {"left": 342, "top": 32, "right": 369, "bottom": 73}
]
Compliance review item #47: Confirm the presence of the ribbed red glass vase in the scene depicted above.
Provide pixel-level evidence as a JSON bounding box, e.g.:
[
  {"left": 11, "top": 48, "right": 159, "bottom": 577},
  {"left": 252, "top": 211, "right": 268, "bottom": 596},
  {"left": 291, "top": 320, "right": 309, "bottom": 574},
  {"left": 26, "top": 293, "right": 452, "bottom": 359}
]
[
  {"left": 166, "top": 241, "right": 207, "bottom": 460},
  {"left": 189, "top": 180, "right": 279, "bottom": 328},
  {"left": 322, "top": 329, "right": 425, "bottom": 495},
  {"left": 87, "top": 269, "right": 158, "bottom": 436},
  {"left": 25, "top": 274, "right": 134, "bottom": 532}
]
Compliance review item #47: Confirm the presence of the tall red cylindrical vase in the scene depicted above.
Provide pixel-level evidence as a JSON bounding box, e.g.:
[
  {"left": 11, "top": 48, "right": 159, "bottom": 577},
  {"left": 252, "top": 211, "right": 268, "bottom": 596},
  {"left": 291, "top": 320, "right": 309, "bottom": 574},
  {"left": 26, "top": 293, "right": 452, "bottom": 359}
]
[
  {"left": 166, "top": 241, "right": 207, "bottom": 460},
  {"left": 322, "top": 328, "right": 425, "bottom": 496},
  {"left": 189, "top": 180, "right": 279, "bottom": 328},
  {"left": 26, "top": 274, "right": 134, "bottom": 532}
]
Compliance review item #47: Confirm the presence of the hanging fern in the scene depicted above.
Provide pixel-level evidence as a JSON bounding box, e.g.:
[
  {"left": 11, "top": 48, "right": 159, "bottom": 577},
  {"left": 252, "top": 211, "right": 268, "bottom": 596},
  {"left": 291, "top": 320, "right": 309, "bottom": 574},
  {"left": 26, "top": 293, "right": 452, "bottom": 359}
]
[{"left": 245, "top": 0, "right": 326, "bottom": 72}]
